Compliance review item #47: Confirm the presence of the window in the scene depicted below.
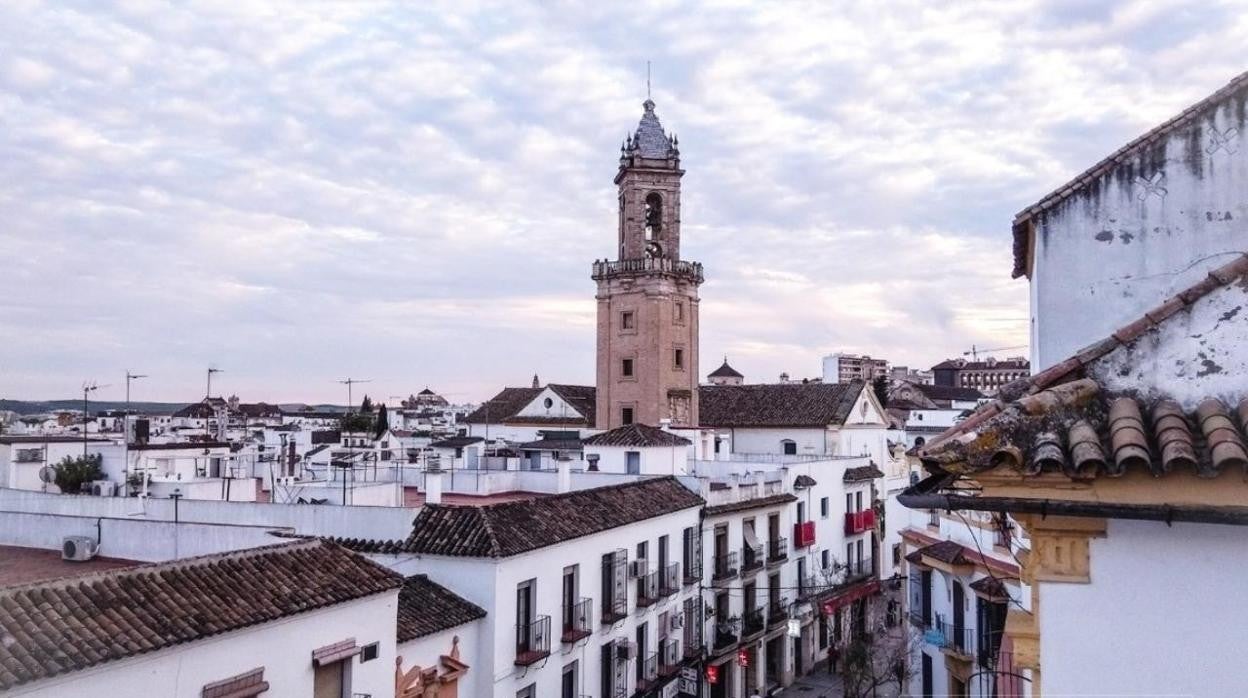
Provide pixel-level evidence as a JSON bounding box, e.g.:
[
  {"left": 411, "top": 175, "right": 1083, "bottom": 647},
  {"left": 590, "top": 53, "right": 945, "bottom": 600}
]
[
  {"left": 821, "top": 549, "right": 830, "bottom": 570},
  {"left": 360, "top": 642, "right": 379, "bottom": 662},
  {"left": 562, "top": 565, "right": 578, "bottom": 636},
  {"left": 674, "top": 348, "right": 684, "bottom": 370},
  {"left": 622, "top": 358, "right": 634, "bottom": 377},
  {"left": 517, "top": 684, "right": 536, "bottom": 698},
  {"left": 855, "top": 491, "right": 862, "bottom": 511},
  {"left": 846, "top": 544, "right": 853, "bottom": 572},
  {"left": 781, "top": 439, "right": 797, "bottom": 455},
  {"left": 561, "top": 661, "right": 578, "bottom": 698},
  {"left": 635, "top": 621, "right": 649, "bottom": 683},
  {"left": 928, "top": 509, "right": 940, "bottom": 527},
  {"left": 621, "top": 311, "right": 635, "bottom": 330},
  {"left": 820, "top": 497, "right": 829, "bottom": 518},
  {"left": 892, "top": 543, "right": 902, "bottom": 567},
  {"left": 674, "top": 301, "right": 684, "bottom": 323},
  {"left": 622, "top": 407, "right": 634, "bottom": 425},
  {"left": 682, "top": 525, "right": 700, "bottom": 581},
  {"left": 797, "top": 501, "right": 806, "bottom": 523},
  {"left": 543, "top": 397, "right": 554, "bottom": 409},
  {"left": 845, "top": 493, "right": 854, "bottom": 514},
  {"left": 600, "top": 641, "right": 615, "bottom": 697},
  {"left": 644, "top": 192, "right": 663, "bottom": 239},
  {"left": 625, "top": 451, "right": 641, "bottom": 474}
]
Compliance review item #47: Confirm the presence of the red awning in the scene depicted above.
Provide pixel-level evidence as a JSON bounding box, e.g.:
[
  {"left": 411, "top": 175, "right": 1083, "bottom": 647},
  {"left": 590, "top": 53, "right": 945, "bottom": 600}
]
[{"left": 821, "top": 579, "right": 880, "bottom": 615}]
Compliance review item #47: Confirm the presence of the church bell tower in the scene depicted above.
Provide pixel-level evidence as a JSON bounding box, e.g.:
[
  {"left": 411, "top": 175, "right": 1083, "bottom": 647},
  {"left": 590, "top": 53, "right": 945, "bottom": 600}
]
[{"left": 593, "top": 99, "right": 704, "bottom": 430}]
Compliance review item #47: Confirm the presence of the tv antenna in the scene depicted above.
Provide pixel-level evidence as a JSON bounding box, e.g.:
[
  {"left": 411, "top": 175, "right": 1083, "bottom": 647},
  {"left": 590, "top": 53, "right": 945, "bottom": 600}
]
[
  {"left": 336, "top": 378, "right": 372, "bottom": 412},
  {"left": 81, "top": 381, "right": 110, "bottom": 457},
  {"left": 206, "top": 367, "right": 224, "bottom": 397}
]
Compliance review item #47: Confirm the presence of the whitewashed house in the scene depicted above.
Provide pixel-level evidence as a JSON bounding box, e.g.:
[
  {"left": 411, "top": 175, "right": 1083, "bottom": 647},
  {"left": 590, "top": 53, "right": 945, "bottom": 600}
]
[
  {"left": 0, "top": 436, "right": 121, "bottom": 492},
  {"left": 463, "top": 383, "right": 598, "bottom": 443},
  {"left": 904, "top": 70, "right": 1248, "bottom": 697},
  {"left": 0, "top": 540, "right": 401, "bottom": 698},
  {"left": 353, "top": 477, "right": 706, "bottom": 698}
]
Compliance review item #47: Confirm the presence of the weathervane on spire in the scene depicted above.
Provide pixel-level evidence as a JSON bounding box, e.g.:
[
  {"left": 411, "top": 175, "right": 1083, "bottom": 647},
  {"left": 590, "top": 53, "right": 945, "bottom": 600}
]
[{"left": 646, "top": 60, "right": 651, "bottom": 100}]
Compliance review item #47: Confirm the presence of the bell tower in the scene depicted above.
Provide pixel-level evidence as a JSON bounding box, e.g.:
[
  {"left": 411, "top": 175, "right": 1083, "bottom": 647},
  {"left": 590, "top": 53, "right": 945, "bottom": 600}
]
[{"left": 593, "top": 99, "right": 704, "bottom": 430}]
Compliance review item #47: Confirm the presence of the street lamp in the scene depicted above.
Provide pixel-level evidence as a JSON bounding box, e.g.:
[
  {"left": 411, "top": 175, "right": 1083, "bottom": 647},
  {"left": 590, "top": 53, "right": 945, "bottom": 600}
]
[{"left": 170, "top": 487, "right": 183, "bottom": 523}]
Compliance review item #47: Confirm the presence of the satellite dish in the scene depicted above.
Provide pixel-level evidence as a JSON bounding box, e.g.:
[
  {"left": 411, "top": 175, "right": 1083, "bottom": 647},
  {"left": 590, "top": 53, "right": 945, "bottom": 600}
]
[{"left": 38, "top": 466, "right": 55, "bottom": 484}]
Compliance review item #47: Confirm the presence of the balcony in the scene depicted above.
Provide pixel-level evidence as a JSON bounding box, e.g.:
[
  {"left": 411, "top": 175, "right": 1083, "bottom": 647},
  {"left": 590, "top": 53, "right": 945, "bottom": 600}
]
[
  {"left": 844, "top": 509, "right": 876, "bottom": 535},
  {"left": 602, "top": 594, "right": 628, "bottom": 624},
  {"left": 766, "top": 536, "right": 787, "bottom": 565},
  {"left": 741, "top": 542, "right": 764, "bottom": 573},
  {"left": 514, "top": 615, "right": 551, "bottom": 666},
  {"left": 843, "top": 556, "right": 875, "bottom": 584},
  {"left": 713, "top": 622, "right": 739, "bottom": 652},
  {"left": 660, "top": 563, "right": 680, "bottom": 597},
  {"left": 793, "top": 521, "right": 816, "bottom": 548},
  {"left": 659, "top": 641, "right": 682, "bottom": 677},
  {"left": 636, "top": 651, "right": 660, "bottom": 692},
  {"left": 741, "top": 606, "right": 766, "bottom": 640},
  {"left": 908, "top": 609, "right": 931, "bottom": 629},
  {"left": 683, "top": 557, "right": 702, "bottom": 586},
  {"left": 712, "top": 551, "right": 739, "bottom": 581},
  {"left": 797, "top": 574, "right": 822, "bottom": 599},
  {"left": 931, "top": 616, "right": 975, "bottom": 662},
  {"left": 561, "top": 598, "right": 592, "bottom": 643},
  {"left": 637, "top": 570, "right": 661, "bottom": 608},
  {"left": 683, "top": 622, "right": 704, "bottom": 658},
  {"left": 768, "top": 598, "right": 789, "bottom": 627},
  {"left": 592, "top": 257, "right": 704, "bottom": 284}
]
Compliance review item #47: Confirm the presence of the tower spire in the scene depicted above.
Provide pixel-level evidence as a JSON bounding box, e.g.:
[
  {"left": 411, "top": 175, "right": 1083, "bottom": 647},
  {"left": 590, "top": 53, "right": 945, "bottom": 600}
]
[{"left": 646, "top": 60, "right": 651, "bottom": 101}]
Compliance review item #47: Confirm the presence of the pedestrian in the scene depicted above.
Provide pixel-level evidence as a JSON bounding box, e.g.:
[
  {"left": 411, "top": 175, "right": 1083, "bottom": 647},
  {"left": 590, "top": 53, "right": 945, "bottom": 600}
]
[{"left": 827, "top": 644, "right": 839, "bottom": 674}]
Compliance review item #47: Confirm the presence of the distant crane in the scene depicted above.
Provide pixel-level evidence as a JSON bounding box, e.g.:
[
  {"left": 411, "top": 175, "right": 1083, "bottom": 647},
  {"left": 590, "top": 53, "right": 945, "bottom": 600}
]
[
  {"left": 963, "top": 344, "right": 1028, "bottom": 362},
  {"left": 206, "top": 367, "right": 224, "bottom": 398},
  {"left": 336, "top": 378, "right": 373, "bottom": 412}
]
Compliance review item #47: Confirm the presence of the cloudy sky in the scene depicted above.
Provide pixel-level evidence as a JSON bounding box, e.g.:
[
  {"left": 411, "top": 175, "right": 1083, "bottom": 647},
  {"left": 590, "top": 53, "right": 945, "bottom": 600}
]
[{"left": 2, "top": 0, "right": 1245, "bottom": 404}]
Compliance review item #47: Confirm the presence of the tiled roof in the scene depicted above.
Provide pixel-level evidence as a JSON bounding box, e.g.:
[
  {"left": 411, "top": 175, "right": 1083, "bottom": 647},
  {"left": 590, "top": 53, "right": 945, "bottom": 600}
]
[
  {"left": 396, "top": 575, "right": 486, "bottom": 643},
  {"left": 461, "top": 384, "right": 596, "bottom": 426},
  {"left": 582, "top": 423, "right": 691, "bottom": 448},
  {"left": 462, "top": 387, "right": 541, "bottom": 424},
  {"left": 923, "top": 253, "right": 1248, "bottom": 466},
  {"left": 931, "top": 359, "right": 1028, "bottom": 371},
  {"left": 704, "top": 492, "right": 796, "bottom": 516},
  {"left": 843, "top": 464, "right": 885, "bottom": 482},
  {"left": 0, "top": 540, "right": 400, "bottom": 691},
  {"left": 430, "top": 436, "right": 484, "bottom": 449},
  {"left": 698, "top": 381, "right": 863, "bottom": 428},
  {"left": 793, "top": 474, "right": 818, "bottom": 488},
  {"left": 969, "top": 575, "right": 1015, "bottom": 599},
  {"left": 707, "top": 359, "right": 744, "bottom": 379},
  {"left": 914, "top": 540, "right": 971, "bottom": 565},
  {"left": 402, "top": 477, "right": 703, "bottom": 558},
  {"left": 1011, "top": 70, "right": 1248, "bottom": 278},
  {"left": 0, "top": 436, "right": 111, "bottom": 445},
  {"left": 517, "top": 437, "right": 583, "bottom": 451}
]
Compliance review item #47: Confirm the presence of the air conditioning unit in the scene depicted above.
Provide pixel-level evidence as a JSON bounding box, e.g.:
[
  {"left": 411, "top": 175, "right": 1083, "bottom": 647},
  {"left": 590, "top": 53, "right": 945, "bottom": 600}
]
[
  {"left": 62, "top": 536, "right": 99, "bottom": 562},
  {"left": 629, "top": 560, "right": 648, "bottom": 578},
  {"left": 614, "top": 639, "right": 634, "bottom": 661},
  {"left": 91, "top": 481, "right": 117, "bottom": 497},
  {"left": 670, "top": 614, "right": 684, "bottom": 631}
]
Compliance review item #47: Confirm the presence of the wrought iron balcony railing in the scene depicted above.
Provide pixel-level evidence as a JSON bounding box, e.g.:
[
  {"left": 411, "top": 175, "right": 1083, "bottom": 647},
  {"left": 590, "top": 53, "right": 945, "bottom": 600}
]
[
  {"left": 514, "top": 615, "right": 551, "bottom": 666},
  {"left": 561, "top": 597, "right": 592, "bottom": 643}
]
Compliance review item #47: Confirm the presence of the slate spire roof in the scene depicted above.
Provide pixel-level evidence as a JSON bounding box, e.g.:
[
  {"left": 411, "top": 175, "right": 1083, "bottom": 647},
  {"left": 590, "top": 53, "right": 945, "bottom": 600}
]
[{"left": 629, "top": 99, "right": 677, "bottom": 159}]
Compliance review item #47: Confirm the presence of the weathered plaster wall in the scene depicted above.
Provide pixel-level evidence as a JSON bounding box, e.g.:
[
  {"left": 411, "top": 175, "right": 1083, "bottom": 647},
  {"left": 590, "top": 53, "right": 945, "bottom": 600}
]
[
  {"left": 1090, "top": 275, "right": 1248, "bottom": 409},
  {"left": 1032, "top": 87, "right": 1248, "bottom": 369}
]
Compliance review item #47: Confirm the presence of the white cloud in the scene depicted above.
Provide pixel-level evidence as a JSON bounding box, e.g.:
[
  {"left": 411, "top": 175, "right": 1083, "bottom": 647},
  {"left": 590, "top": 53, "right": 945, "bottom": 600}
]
[{"left": 0, "top": 0, "right": 1242, "bottom": 402}]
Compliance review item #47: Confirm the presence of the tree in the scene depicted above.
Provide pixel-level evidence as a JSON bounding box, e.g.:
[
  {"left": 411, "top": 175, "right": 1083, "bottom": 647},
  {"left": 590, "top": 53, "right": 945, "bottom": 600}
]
[
  {"left": 872, "top": 375, "right": 890, "bottom": 408},
  {"left": 374, "top": 403, "right": 389, "bottom": 438},
  {"left": 360, "top": 395, "right": 374, "bottom": 413},
  {"left": 53, "top": 454, "right": 104, "bottom": 494},
  {"left": 341, "top": 412, "right": 374, "bottom": 433},
  {"left": 841, "top": 627, "right": 920, "bottom": 698}
]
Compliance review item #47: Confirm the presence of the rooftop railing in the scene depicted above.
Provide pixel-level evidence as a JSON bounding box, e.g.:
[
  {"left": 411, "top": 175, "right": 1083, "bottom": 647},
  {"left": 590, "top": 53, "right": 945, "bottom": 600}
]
[{"left": 591, "top": 257, "right": 704, "bottom": 283}]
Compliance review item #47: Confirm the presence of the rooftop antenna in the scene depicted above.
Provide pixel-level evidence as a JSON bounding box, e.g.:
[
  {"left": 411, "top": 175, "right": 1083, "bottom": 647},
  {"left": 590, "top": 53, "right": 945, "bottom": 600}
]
[
  {"left": 124, "top": 370, "right": 148, "bottom": 488},
  {"left": 646, "top": 60, "right": 651, "bottom": 100},
  {"left": 336, "top": 378, "right": 373, "bottom": 412},
  {"left": 81, "top": 381, "right": 110, "bottom": 457}
]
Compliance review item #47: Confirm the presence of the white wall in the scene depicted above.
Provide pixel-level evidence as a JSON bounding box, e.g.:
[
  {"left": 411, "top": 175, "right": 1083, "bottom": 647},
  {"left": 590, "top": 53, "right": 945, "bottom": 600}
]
[
  {"left": 0, "top": 510, "right": 289, "bottom": 561},
  {"left": 1029, "top": 93, "right": 1248, "bottom": 370},
  {"left": 1042, "top": 518, "right": 1248, "bottom": 696},
  {"left": 583, "top": 443, "right": 690, "bottom": 475},
  {"left": 730, "top": 427, "right": 829, "bottom": 455},
  {"left": 0, "top": 488, "right": 416, "bottom": 540},
  {"left": 9, "top": 594, "right": 397, "bottom": 698}
]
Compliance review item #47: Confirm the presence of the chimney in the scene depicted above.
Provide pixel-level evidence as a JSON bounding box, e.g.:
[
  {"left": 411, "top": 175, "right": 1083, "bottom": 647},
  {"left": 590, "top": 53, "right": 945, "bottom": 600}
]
[
  {"left": 557, "top": 457, "right": 571, "bottom": 494},
  {"left": 425, "top": 467, "right": 443, "bottom": 505},
  {"left": 779, "top": 372, "right": 789, "bottom": 384}
]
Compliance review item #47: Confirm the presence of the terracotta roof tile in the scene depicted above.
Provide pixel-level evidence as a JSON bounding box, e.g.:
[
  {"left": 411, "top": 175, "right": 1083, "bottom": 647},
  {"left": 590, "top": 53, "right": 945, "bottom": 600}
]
[
  {"left": 402, "top": 478, "right": 702, "bottom": 558},
  {"left": 396, "top": 575, "right": 486, "bottom": 643},
  {"left": 843, "top": 465, "right": 885, "bottom": 482},
  {"left": 0, "top": 541, "right": 400, "bottom": 691},
  {"left": 699, "top": 381, "right": 863, "bottom": 428},
  {"left": 704, "top": 492, "right": 797, "bottom": 516},
  {"left": 582, "top": 423, "right": 691, "bottom": 448}
]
